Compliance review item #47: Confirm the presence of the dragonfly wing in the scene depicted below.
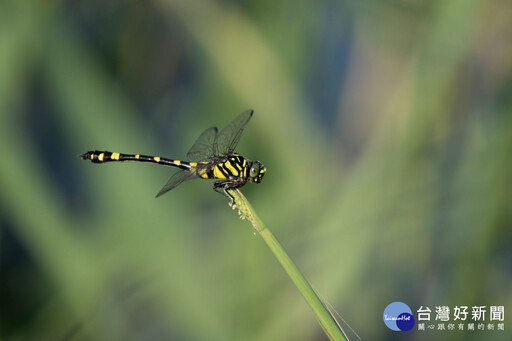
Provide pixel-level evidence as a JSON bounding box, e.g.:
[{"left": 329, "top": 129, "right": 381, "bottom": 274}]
[
  {"left": 215, "top": 110, "right": 253, "bottom": 155},
  {"left": 156, "top": 169, "right": 198, "bottom": 198},
  {"left": 187, "top": 127, "right": 218, "bottom": 162}
]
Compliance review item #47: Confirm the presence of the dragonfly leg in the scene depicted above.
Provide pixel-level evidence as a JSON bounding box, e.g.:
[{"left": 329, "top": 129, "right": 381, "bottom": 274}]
[{"left": 213, "top": 180, "right": 241, "bottom": 204}]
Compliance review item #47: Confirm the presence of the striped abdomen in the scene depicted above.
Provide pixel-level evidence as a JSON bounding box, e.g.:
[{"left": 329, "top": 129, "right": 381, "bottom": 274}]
[
  {"left": 79, "top": 150, "right": 192, "bottom": 170},
  {"left": 80, "top": 150, "right": 251, "bottom": 181}
]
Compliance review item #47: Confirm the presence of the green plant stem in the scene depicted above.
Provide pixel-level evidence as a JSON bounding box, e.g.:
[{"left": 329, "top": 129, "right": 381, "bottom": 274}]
[{"left": 229, "top": 189, "right": 347, "bottom": 341}]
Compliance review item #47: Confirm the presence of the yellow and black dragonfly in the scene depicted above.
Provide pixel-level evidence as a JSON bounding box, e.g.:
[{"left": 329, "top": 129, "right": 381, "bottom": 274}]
[{"left": 80, "top": 110, "right": 266, "bottom": 202}]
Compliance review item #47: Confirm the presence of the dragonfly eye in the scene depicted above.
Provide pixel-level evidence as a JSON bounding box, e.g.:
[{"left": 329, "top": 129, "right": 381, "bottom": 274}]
[
  {"left": 249, "top": 163, "right": 260, "bottom": 178},
  {"left": 249, "top": 161, "right": 265, "bottom": 183}
]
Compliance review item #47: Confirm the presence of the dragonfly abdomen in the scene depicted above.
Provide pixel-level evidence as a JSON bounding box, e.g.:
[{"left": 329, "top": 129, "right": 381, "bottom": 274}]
[{"left": 79, "top": 150, "right": 192, "bottom": 170}]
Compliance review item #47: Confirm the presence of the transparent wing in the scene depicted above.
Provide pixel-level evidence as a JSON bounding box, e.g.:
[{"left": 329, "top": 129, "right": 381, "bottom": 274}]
[
  {"left": 155, "top": 170, "right": 198, "bottom": 198},
  {"left": 215, "top": 110, "right": 254, "bottom": 155},
  {"left": 186, "top": 127, "right": 218, "bottom": 161}
]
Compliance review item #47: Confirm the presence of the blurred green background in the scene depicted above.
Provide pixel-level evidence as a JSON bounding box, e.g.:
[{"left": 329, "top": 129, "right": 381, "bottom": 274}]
[{"left": 1, "top": 0, "right": 511, "bottom": 340}]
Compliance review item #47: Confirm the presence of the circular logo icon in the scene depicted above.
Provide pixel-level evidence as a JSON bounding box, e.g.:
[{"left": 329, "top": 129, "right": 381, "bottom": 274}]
[{"left": 383, "top": 302, "right": 415, "bottom": 331}]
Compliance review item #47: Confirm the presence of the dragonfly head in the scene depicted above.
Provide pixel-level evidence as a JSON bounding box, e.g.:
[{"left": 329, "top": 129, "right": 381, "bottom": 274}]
[{"left": 249, "top": 160, "right": 266, "bottom": 184}]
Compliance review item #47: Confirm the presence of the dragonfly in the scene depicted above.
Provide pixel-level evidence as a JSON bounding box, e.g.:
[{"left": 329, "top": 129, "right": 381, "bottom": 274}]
[{"left": 79, "top": 110, "right": 266, "bottom": 202}]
